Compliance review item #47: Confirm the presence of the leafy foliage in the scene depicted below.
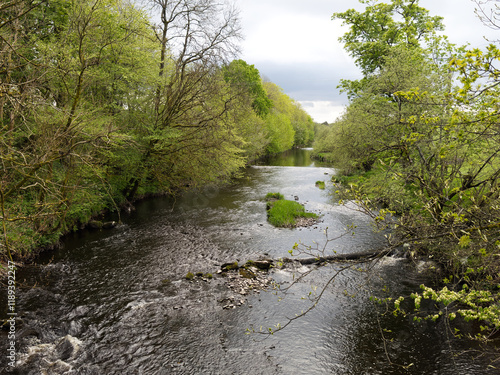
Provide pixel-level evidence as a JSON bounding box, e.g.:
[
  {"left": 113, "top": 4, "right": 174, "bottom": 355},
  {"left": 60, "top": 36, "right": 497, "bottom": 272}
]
[
  {"left": 223, "top": 59, "right": 273, "bottom": 118},
  {"left": 263, "top": 81, "right": 315, "bottom": 153},
  {"left": 333, "top": 0, "right": 444, "bottom": 96}
]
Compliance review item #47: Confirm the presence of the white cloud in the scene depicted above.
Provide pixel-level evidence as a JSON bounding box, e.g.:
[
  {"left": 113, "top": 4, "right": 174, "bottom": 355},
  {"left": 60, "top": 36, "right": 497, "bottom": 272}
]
[
  {"left": 419, "top": 0, "right": 498, "bottom": 47},
  {"left": 241, "top": 12, "right": 346, "bottom": 65},
  {"left": 299, "top": 101, "right": 345, "bottom": 123}
]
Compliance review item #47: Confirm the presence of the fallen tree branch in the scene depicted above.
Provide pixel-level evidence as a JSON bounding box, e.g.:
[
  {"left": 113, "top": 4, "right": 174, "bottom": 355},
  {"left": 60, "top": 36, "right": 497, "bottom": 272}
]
[{"left": 284, "top": 248, "right": 389, "bottom": 266}]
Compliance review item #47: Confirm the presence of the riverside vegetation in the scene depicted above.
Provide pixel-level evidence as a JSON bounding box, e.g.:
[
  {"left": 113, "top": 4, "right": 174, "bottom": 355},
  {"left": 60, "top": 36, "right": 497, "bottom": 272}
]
[
  {"left": 314, "top": 0, "right": 500, "bottom": 350},
  {"left": 0, "top": 0, "right": 316, "bottom": 261},
  {"left": 265, "top": 192, "right": 318, "bottom": 227}
]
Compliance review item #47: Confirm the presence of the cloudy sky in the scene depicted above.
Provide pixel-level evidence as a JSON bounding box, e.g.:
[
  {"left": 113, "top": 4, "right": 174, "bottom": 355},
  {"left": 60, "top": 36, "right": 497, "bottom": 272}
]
[{"left": 233, "top": 0, "right": 499, "bottom": 123}]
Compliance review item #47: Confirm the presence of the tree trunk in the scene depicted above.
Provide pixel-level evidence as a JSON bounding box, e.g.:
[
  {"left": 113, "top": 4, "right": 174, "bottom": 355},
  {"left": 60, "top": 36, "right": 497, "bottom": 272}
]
[{"left": 284, "top": 248, "right": 387, "bottom": 266}]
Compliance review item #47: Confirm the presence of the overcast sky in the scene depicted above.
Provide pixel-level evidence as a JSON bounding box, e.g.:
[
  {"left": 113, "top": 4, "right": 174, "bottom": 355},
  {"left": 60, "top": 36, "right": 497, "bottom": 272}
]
[{"left": 233, "top": 0, "right": 499, "bottom": 123}]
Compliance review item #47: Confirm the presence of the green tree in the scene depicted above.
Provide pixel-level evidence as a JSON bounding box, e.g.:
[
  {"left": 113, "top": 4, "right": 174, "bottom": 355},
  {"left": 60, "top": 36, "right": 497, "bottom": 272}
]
[
  {"left": 122, "top": 0, "right": 246, "bottom": 200},
  {"left": 259, "top": 80, "right": 314, "bottom": 152},
  {"left": 290, "top": 102, "right": 315, "bottom": 147},
  {"left": 223, "top": 59, "right": 273, "bottom": 118},
  {"left": 0, "top": 0, "right": 154, "bottom": 258},
  {"left": 263, "top": 81, "right": 295, "bottom": 153},
  {"left": 0, "top": 0, "right": 311, "bottom": 261},
  {"left": 318, "top": 45, "right": 448, "bottom": 173},
  {"left": 221, "top": 59, "right": 272, "bottom": 160},
  {"left": 264, "top": 112, "right": 294, "bottom": 154},
  {"left": 333, "top": 0, "right": 444, "bottom": 96}
]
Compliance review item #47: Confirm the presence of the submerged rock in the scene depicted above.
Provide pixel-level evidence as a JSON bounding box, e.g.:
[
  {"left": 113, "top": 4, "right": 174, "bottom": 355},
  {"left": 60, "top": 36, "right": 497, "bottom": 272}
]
[
  {"left": 87, "top": 220, "right": 103, "bottom": 230},
  {"left": 88, "top": 220, "right": 116, "bottom": 230},
  {"left": 249, "top": 259, "right": 273, "bottom": 271},
  {"left": 102, "top": 221, "right": 117, "bottom": 229},
  {"left": 55, "top": 335, "right": 82, "bottom": 361}
]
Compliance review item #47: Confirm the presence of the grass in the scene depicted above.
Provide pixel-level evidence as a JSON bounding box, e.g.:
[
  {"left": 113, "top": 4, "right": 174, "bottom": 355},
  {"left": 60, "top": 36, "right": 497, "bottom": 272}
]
[
  {"left": 315, "top": 180, "right": 325, "bottom": 189},
  {"left": 265, "top": 192, "right": 285, "bottom": 200},
  {"left": 265, "top": 192, "right": 318, "bottom": 227}
]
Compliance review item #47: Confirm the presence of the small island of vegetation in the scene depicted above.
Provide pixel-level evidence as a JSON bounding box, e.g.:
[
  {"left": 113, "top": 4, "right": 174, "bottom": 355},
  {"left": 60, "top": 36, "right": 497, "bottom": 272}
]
[{"left": 265, "top": 192, "right": 318, "bottom": 228}]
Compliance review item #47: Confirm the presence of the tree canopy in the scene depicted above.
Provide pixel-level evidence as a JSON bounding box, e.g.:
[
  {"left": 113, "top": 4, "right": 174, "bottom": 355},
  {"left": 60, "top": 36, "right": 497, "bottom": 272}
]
[
  {"left": 333, "top": 0, "right": 445, "bottom": 97},
  {"left": 223, "top": 59, "right": 273, "bottom": 118}
]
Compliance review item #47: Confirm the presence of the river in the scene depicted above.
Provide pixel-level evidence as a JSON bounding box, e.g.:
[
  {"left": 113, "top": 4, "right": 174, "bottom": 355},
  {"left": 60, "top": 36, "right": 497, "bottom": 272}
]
[{"left": 0, "top": 148, "right": 497, "bottom": 374}]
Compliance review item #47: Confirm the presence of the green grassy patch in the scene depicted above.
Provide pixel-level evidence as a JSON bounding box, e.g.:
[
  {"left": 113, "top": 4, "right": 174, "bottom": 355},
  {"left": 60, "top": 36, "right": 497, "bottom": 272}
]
[
  {"left": 265, "top": 192, "right": 318, "bottom": 227},
  {"left": 315, "top": 180, "right": 325, "bottom": 189},
  {"left": 265, "top": 192, "right": 285, "bottom": 200}
]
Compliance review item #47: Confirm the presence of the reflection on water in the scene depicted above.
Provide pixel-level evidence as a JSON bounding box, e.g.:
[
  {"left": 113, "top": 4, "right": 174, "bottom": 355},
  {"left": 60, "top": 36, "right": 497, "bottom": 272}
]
[
  {"left": 0, "top": 149, "right": 498, "bottom": 374},
  {"left": 253, "top": 148, "right": 316, "bottom": 167},
  {"left": 253, "top": 147, "right": 330, "bottom": 167}
]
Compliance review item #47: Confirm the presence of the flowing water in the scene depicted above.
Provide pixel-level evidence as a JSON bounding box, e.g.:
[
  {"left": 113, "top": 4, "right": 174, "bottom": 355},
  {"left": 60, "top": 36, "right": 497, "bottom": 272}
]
[{"left": 0, "top": 148, "right": 498, "bottom": 374}]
